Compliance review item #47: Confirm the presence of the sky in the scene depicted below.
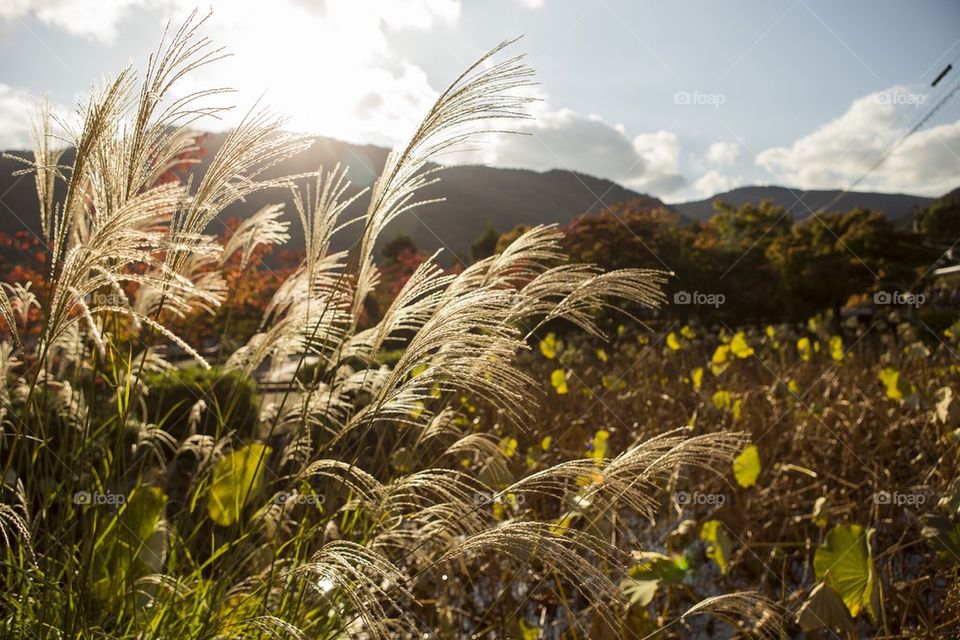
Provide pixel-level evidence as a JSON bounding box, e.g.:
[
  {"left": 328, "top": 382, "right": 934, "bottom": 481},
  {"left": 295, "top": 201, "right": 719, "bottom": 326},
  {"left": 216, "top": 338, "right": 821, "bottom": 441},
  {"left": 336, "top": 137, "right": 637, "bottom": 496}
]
[{"left": 1, "top": 0, "right": 959, "bottom": 202}]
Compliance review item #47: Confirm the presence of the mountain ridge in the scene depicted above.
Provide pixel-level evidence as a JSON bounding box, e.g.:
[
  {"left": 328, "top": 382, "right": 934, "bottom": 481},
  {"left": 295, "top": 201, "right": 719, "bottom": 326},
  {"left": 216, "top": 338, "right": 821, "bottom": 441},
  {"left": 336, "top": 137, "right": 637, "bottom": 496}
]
[{"left": 0, "top": 133, "right": 941, "bottom": 262}]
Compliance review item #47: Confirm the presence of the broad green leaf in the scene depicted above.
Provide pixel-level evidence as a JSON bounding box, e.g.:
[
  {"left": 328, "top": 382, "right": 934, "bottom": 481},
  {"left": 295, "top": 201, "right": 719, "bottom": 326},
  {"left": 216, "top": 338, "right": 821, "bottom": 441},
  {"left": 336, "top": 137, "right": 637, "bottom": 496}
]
[
  {"left": 796, "top": 582, "right": 856, "bottom": 632},
  {"left": 700, "top": 520, "right": 733, "bottom": 574},
  {"left": 621, "top": 550, "right": 690, "bottom": 607},
  {"left": 733, "top": 444, "right": 761, "bottom": 488},
  {"left": 666, "top": 332, "right": 682, "bottom": 351},
  {"left": 690, "top": 366, "right": 704, "bottom": 391},
  {"left": 621, "top": 577, "right": 659, "bottom": 606},
  {"left": 539, "top": 332, "right": 558, "bottom": 359},
  {"left": 730, "top": 331, "right": 754, "bottom": 358},
  {"left": 829, "top": 335, "right": 844, "bottom": 362},
  {"left": 813, "top": 524, "right": 879, "bottom": 620},
  {"left": 628, "top": 550, "right": 689, "bottom": 584},
  {"left": 550, "top": 369, "right": 568, "bottom": 395},
  {"left": 207, "top": 443, "right": 272, "bottom": 526},
  {"left": 93, "top": 486, "right": 167, "bottom": 601}
]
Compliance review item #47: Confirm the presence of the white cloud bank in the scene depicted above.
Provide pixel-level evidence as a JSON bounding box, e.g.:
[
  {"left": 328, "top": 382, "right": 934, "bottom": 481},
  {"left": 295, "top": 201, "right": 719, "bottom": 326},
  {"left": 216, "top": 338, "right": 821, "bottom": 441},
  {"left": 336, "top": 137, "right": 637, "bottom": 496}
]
[{"left": 757, "top": 86, "right": 960, "bottom": 197}]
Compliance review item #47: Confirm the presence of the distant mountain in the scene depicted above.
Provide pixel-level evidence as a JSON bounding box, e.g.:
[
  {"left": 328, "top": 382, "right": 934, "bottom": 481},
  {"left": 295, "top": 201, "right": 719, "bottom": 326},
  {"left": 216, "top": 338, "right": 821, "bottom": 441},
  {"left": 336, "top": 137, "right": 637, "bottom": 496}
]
[
  {"left": 672, "top": 186, "right": 934, "bottom": 223},
  {"left": 0, "top": 133, "right": 665, "bottom": 264},
  {"left": 0, "top": 136, "right": 940, "bottom": 265}
]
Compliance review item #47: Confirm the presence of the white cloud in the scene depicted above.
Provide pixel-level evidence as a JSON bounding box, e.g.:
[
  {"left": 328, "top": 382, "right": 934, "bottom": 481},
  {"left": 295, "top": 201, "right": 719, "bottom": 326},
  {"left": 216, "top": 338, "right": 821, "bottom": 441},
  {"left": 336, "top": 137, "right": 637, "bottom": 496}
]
[
  {"left": 0, "top": 84, "right": 40, "bottom": 149},
  {"left": 513, "top": 0, "right": 545, "bottom": 7},
  {"left": 757, "top": 85, "right": 960, "bottom": 196},
  {"left": 460, "top": 99, "right": 686, "bottom": 197},
  {"left": 0, "top": 0, "right": 147, "bottom": 43},
  {"left": 0, "top": 83, "right": 75, "bottom": 149},
  {"left": 705, "top": 141, "right": 739, "bottom": 166},
  {"left": 694, "top": 169, "right": 741, "bottom": 197}
]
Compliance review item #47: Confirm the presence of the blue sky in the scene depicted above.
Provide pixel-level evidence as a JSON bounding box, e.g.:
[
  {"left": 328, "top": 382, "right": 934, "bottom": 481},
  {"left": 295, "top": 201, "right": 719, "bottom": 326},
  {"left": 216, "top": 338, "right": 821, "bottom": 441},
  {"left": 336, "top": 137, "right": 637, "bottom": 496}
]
[{"left": 1, "top": 0, "right": 958, "bottom": 201}]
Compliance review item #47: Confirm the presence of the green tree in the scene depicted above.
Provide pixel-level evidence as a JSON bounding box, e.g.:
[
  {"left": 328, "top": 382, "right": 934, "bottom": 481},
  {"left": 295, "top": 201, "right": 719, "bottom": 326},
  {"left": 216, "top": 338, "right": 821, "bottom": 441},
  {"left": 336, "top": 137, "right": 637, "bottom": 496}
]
[
  {"left": 471, "top": 224, "right": 500, "bottom": 262},
  {"left": 381, "top": 233, "right": 418, "bottom": 263}
]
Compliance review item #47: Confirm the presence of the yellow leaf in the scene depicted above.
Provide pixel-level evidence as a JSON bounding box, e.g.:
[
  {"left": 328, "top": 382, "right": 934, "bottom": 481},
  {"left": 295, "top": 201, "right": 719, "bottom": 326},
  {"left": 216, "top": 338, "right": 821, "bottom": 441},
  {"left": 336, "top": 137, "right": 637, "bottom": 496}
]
[
  {"left": 711, "top": 344, "right": 731, "bottom": 376},
  {"left": 797, "top": 337, "right": 814, "bottom": 362},
  {"left": 550, "top": 512, "right": 579, "bottom": 535},
  {"left": 691, "top": 366, "right": 704, "bottom": 391},
  {"left": 539, "top": 332, "right": 558, "bottom": 359},
  {"left": 712, "top": 344, "right": 730, "bottom": 364},
  {"left": 540, "top": 436, "right": 552, "bottom": 450},
  {"left": 550, "top": 369, "right": 568, "bottom": 394},
  {"left": 410, "top": 363, "right": 428, "bottom": 378},
  {"left": 680, "top": 325, "right": 696, "bottom": 340},
  {"left": 730, "top": 331, "right": 754, "bottom": 359},
  {"left": 712, "top": 389, "right": 732, "bottom": 410},
  {"left": 499, "top": 436, "right": 518, "bottom": 458},
  {"left": 588, "top": 430, "right": 609, "bottom": 460},
  {"left": 787, "top": 379, "right": 800, "bottom": 394},
  {"left": 666, "top": 332, "right": 682, "bottom": 351},
  {"left": 732, "top": 398, "right": 744, "bottom": 421},
  {"left": 765, "top": 325, "right": 776, "bottom": 339},
  {"left": 518, "top": 618, "right": 541, "bottom": 640},
  {"left": 207, "top": 443, "right": 272, "bottom": 527},
  {"left": 878, "top": 367, "right": 911, "bottom": 401},
  {"left": 595, "top": 347, "right": 608, "bottom": 362},
  {"left": 700, "top": 520, "right": 733, "bottom": 574},
  {"left": 829, "top": 335, "right": 844, "bottom": 362},
  {"left": 733, "top": 444, "right": 761, "bottom": 487}
]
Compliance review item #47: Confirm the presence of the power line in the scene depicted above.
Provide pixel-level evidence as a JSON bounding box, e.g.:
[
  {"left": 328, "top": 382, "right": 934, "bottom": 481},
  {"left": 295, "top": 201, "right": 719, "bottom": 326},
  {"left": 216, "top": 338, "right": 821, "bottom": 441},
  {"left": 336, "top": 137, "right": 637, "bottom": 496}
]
[{"left": 811, "top": 70, "right": 959, "bottom": 216}]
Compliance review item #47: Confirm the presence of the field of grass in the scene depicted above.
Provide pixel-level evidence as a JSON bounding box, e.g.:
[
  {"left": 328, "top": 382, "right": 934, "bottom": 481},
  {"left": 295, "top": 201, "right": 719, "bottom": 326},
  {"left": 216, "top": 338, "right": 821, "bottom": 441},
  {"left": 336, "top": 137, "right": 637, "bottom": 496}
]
[{"left": 0, "top": 12, "right": 957, "bottom": 640}]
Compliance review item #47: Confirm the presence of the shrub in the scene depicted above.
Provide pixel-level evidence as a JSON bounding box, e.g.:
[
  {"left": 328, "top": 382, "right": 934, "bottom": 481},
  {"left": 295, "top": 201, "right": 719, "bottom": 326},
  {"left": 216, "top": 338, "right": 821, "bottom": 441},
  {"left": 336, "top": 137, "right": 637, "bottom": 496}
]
[{"left": 144, "top": 365, "right": 259, "bottom": 439}]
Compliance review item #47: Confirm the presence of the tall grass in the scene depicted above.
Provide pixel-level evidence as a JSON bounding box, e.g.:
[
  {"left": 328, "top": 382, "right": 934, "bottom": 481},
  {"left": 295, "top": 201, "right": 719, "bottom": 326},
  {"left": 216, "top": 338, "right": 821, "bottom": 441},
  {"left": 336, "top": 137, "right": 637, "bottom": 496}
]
[{"left": 0, "top": 12, "right": 781, "bottom": 639}]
